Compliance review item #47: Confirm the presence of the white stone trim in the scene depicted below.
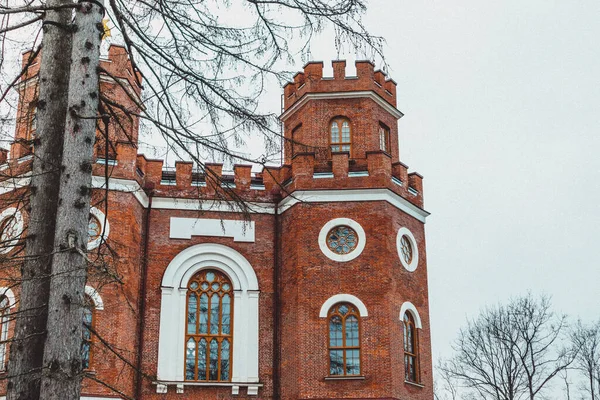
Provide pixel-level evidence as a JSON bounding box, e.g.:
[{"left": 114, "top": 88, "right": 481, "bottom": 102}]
[
  {"left": 158, "top": 244, "right": 259, "bottom": 384},
  {"left": 85, "top": 286, "right": 104, "bottom": 310},
  {"left": 278, "top": 189, "right": 429, "bottom": 222},
  {"left": 396, "top": 227, "right": 419, "bottom": 272},
  {"left": 399, "top": 301, "right": 422, "bottom": 329},
  {"left": 318, "top": 218, "right": 366, "bottom": 262},
  {"left": 0, "top": 207, "right": 24, "bottom": 254},
  {"left": 0, "top": 287, "right": 16, "bottom": 309},
  {"left": 319, "top": 294, "right": 369, "bottom": 317},
  {"left": 88, "top": 207, "right": 110, "bottom": 250},
  {"left": 280, "top": 91, "right": 404, "bottom": 122},
  {"left": 152, "top": 197, "right": 275, "bottom": 215},
  {"left": 169, "top": 217, "right": 255, "bottom": 242},
  {"left": 91, "top": 176, "right": 149, "bottom": 207}
]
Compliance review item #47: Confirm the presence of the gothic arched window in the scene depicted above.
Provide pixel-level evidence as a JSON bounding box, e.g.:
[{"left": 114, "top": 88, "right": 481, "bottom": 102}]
[
  {"left": 185, "top": 269, "right": 233, "bottom": 382},
  {"left": 81, "top": 296, "right": 94, "bottom": 370},
  {"left": 330, "top": 118, "right": 352, "bottom": 154},
  {"left": 0, "top": 296, "right": 9, "bottom": 370},
  {"left": 403, "top": 311, "right": 419, "bottom": 383},
  {"left": 328, "top": 302, "right": 361, "bottom": 376}
]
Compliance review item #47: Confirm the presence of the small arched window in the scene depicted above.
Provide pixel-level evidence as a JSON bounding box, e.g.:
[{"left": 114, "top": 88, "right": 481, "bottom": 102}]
[
  {"left": 379, "top": 123, "right": 390, "bottom": 153},
  {"left": 0, "top": 296, "right": 9, "bottom": 370},
  {"left": 81, "top": 296, "right": 94, "bottom": 370},
  {"left": 185, "top": 269, "right": 233, "bottom": 382},
  {"left": 328, "top": 302, "right": 361, "bottom": 376},
  {"left": 330, "top": 118, "right": 351, "bottom": 154},
  {"left": 403, "top": 312, "right": 419, "bottom": 383}
]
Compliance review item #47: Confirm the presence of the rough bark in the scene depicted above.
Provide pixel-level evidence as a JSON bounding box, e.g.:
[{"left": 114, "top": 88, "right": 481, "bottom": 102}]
[
  {"left": 6, "top": 1, "right": 72, "bottom": 399},
  {"left": 38, "top": 1, "right": 103, "bottom": 398}
]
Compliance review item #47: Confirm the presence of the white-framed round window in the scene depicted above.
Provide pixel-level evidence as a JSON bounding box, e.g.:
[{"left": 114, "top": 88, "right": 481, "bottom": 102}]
[
  {"left": 318, "top": 218, "right": 366, "bottom": 262},
  {"left": 88, "top": 207, "right": 110, "bottom": 250},
  {"left": 396, "top": 227, "right": 418, "bottom": 272},
  {"left": 0, "top": 207, "right": 24, "bottom": 254}
]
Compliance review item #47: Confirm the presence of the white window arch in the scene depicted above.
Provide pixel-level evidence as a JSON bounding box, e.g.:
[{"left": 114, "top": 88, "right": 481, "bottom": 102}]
[
  {"left": 157, "top": 243, "right": 259, "bottom": 387},
  {"left": 0, "top": 287, "right": 16, "bottom": 370},
  {"left": 399, "top": 301, "right": 422, "bottom": 328},
  {"left": 319, "top": 294, "right": 369, "bottom": 318},
  {"left": 85, "top": 285, "right": 104, "bottom": 310}
]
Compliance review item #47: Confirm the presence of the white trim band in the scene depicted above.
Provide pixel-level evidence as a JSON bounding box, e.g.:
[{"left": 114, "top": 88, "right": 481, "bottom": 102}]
[
  {"left": 399, "top": 301, "right": 422, "bottom": 329},
  {"left": 279, "top": 189, "right": 429, "bottom": 222},
  {"left": 280, "top": 91, "right": 404, "bottom": 121}
]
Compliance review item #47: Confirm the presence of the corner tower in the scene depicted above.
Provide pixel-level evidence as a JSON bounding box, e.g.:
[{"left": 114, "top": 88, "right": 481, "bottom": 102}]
[{"left": 278, "top": 60, "right": 433, "bottom": 400}]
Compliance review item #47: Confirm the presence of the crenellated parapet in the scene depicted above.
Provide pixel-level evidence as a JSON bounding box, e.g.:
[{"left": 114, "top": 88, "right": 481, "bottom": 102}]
[
  {"left": 283, "top": 60, "right": 397, "bottom": 110},
  {"left": 282, "top": 150, "right": 425, "bottom": 208}
]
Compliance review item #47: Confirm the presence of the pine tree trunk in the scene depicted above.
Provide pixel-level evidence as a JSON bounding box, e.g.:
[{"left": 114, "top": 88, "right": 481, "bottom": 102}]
[
  {"left": 38, "top": 1, "right": 103, "bottom": 398},
  {"left": 6, "top": 1, "right": 72, "bottom": 399}
]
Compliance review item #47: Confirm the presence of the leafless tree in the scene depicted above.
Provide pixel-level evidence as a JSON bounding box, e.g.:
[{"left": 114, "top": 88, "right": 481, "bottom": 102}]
[
  {"left": 441, "top": 294, "right": 574, "bottom": 400},
  {"left": 571, "top": 319, "right": 600, "bottom": 400},
  {"left": 0, "top": 0, "right": 384, "bottom": 399}
]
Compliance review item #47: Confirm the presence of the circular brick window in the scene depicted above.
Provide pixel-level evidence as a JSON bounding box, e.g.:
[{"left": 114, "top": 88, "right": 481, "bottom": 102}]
[
  {"left": 326, "top": 225, "right": 359, "bottom": 255},
  {"left": 88, "top": 207, "right": 110, "bottom": 250},
  {"left": 319, "top": 218, "right": 366, "bottom": 262},
  {"left": 396, "top": 227, "right": 418, "bottom": 272}
]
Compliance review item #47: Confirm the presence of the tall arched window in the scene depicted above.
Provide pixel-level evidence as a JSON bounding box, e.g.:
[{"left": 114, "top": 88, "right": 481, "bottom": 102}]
[
  {"left": 330, "top": 118, "right": 351, "bottom": 154},
  {"left": 185, "top": 269, "right": 233, "bottom": 382},
  {"left": 81, "top": 296, "right": 94, "bottom": 370},
  {"left": 0, "top": 296, "right": 9, "bottom": 370},
  {"left": 403, "top": 312, "right": 419, "bottom": 383},
  {"left": 328, "top": 302, "right": 361, "bottom": 376}
]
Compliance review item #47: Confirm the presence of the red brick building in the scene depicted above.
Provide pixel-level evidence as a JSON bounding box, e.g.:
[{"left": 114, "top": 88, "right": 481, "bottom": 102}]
[{"left": 0, "top": 45, "right": 433, "bottom": 400}]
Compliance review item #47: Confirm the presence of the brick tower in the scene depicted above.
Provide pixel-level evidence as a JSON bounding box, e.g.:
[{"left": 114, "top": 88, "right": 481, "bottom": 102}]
[
  {"left": 277, "top": 60, "right": 433, "bottom": 400},
  {"left": 0, "top": 53, "right": 432, "bottom": 400}
]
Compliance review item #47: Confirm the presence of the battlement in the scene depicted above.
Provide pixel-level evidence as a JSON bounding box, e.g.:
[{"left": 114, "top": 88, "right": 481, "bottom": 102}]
[{"left": 283, "top": 60, "right": 397, "bottom": 110}]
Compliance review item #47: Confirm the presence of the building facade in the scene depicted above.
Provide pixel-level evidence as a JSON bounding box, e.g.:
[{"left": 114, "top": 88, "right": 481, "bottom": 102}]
[{"left": 0, "top": 45, "right": 433, "bottom": 400}]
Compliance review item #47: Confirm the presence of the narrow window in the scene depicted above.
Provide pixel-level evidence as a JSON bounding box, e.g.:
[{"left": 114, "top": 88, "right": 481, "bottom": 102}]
[
  {"left": 185, "top": 269, "right": 233, "bottom": 381},
  {"left": 291, "top": 124, "right": 302, "bottom": 157},
  {"left": 0, "top": 296, "right": 9, "bottom": 370},
  {"left": 27, "top": 105, "right": 37, "bottom": 141},
  {"left": 403, "top": 312, "right": 419, "bottom": 383},
  {"left": 328, "top": 302, "right": 361, "bottom": 376},
  {"left": 379, "top": 123, "right": 390, "bottom": 152},
  {"left": 330, "top": 118, "right": 351, "bottom": 154},
  {"left": 81, "top": 296, "right": 94, "bottom": 370}
]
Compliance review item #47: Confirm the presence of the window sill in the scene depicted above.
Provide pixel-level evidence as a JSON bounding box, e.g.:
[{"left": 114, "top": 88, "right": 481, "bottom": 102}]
[
  {"left": 324, "top": 375, "right": 365, "bottom": 381},
  {"left": 404, "top": 380, "right": 424, "bottom": 388}
]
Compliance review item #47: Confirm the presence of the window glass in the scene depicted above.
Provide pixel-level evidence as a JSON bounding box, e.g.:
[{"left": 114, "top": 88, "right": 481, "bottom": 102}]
[
  {"left": 185, "top": 269, "right": 233, "bottom": 381},
  {"left": 328, "top": 303, "right": 361, "bottom": 376}
]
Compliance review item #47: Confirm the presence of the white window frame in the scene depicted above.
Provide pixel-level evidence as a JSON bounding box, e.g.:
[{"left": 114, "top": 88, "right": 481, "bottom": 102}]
[
  {"left": 319, "top": 294, "right": 369, "bottom": 318},
  {"left": 396, "top": 227, "right": 419, "bottom": 272},
  {"left": 318, "top": 218, "right": 366, "bottom": 262},
  {"left": 157, "top": 243, "right": 260, "bottom": 386}
]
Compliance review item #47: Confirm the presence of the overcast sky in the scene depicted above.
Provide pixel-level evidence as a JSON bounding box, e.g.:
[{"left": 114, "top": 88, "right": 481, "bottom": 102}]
[{"left": 282, "top": 0, "right": 600, "bottom": 361}]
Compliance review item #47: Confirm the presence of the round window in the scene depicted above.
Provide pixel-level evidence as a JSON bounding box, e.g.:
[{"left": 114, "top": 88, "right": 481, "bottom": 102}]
[
  {"left": 88, "top": 214, "right": 102, "bottom": 244},
  {"left": 318, "top": 218, "right": 366, "bottom": 262},
  {"left": 396, "top": 227, "right": 419, "bottom": 272},
  {"left": 87, "top": 207, "right": 110, "bottom": 250},
  {"left": 326, "top": 225, "right": 358, "bottom": 255}
]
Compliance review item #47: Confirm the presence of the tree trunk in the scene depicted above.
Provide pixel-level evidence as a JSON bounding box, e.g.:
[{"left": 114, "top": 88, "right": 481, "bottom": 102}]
[
  {"left": 6, "top": 1, "right": 72, "bottom": 399},
  {"left": 38, "top": 0, "right": 103, "bottom": 398}
]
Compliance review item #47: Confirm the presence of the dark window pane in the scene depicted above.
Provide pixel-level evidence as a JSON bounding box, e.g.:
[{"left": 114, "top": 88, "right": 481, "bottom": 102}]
[
  {"left": 221, "top": 339, "right": 230, "bottom": 381},
  {"left": 197, "top": 338, "right": 207, "bottom": 381},
  {"left": 209, "top": 339, "right": 219, "bottom": 380},
  {"left": 329, "top": 350, "right": 344, "bottom": 375},
  {"left": 187, "top": 294, "right": 197, "bottom": 334},
  {"left": 222, "top": 294, "right": 231, "bottom": 334},
  {"left": 185, "top": 338, "right": 196, "bottom": 380},
  {"left": 199, "top": 294, "right": 208, "bottom": 334},
  {"left": 345, "top": 349, "right": 360, "bottom": 375},
  {"left": 210, "top": 294, "right": 220, "bottom": 334},
  {"left": 329, "top": 316, "right": 343, "bottom": 347}
]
